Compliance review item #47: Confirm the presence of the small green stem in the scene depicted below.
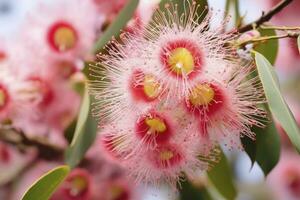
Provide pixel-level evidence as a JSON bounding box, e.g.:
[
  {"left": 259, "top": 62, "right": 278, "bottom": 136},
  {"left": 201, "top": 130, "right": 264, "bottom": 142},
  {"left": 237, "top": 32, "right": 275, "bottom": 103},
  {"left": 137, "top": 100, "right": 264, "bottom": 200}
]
[
  {"left": 224, "top": 0, "right": 231, "bottom": 19},
  {"left": 261, "top": 25, "right": 300, "bottom": 31},
  {"left": 233, "top": 0, "right": 241, "bottom": 27},
  {"left": 237, "top": 32, "right": 300, "bottom": 47}
]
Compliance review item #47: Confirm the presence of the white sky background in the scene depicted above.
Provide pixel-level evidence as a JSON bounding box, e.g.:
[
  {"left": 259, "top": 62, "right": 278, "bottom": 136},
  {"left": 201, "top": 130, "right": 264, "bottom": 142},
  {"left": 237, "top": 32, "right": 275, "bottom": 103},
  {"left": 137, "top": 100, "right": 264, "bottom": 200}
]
[{"left": 0, "top": 0, "right": 269, "bottom": 199}]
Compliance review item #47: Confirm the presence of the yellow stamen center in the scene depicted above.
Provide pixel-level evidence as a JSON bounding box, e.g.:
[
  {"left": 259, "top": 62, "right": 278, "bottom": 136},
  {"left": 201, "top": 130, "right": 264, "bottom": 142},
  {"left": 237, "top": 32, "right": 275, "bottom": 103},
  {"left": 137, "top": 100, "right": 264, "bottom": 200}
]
[
  {"left": 143, "top": 75, "right": 160, "bottom": 99},
  {"left": 159, "top": 150, "right": 174, "bottom": 161},
  {"left": 69, "top": 176, "right": 88, "bottom": 196},
  {"left": 168, "top": 47, "right": 195, "bottom": 75},
  {"left": 145, "top": 117, "right": 167, "bottom": 134},
  {"left": 0, "top": 89, "right": 6, "bottom": 107},
  {"left": 54, "top": 27, "right": 76, "bottom": 51},
  {"left": 189, "top": 84, "right": 215, "bottom": 106}
]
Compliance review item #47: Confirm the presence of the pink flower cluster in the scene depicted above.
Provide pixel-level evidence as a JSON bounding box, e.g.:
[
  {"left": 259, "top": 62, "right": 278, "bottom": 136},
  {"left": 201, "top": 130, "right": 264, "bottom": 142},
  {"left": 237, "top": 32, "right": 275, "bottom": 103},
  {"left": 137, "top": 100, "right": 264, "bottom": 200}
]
[
  {"left": 0, "top": 0, "right": 103, "bottom": 145},
  {"left": 90, "top": 2, "right": 265, "bottom": 186}
]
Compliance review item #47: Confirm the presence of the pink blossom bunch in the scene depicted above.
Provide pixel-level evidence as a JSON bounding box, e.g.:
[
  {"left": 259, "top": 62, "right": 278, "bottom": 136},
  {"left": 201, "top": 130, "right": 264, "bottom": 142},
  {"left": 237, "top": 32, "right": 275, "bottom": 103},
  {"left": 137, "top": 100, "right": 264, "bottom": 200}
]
[
  {"left": 0, "top": 0, "right": 105, "bottom": 145},
  {"left": 90, "top": 2, "right": 265, "bottom": 186}
]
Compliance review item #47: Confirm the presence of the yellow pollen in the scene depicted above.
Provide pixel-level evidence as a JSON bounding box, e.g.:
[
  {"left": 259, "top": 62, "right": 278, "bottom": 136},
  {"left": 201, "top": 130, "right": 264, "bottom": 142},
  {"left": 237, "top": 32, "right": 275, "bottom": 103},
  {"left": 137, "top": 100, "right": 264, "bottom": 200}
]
[
  {"left": 70, "top": 176, "right": 88, "bottom": 196},
  {"left": 159, "top": 150, "right": 174, "bottom": 161},
  {"left": 145, "top": 118, "right": 167, "bottom": 133},
  {"left": 54, "top": 27, "right": 76, "bottom": 51},
  {"left": 167, "top": 47, "right": 195, "bottom": 75},
  {"left": 0, "top": 90, "right": 6, "bottom": 107},
  {"left": 189, "top": 84, "right": 215, "bottom": 106},
  {"left": 143, "top": 75, "right": 160, "bottom": 99},
  {"left": 109, "top": 185, "right": 124, "bottom": 200}
]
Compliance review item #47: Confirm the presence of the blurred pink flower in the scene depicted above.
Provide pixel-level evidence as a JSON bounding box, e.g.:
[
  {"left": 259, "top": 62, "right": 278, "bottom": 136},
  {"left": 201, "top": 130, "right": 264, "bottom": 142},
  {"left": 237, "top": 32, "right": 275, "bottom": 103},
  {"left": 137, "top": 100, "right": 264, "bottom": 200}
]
[
  {"left": 51, "top": 168, "right": 93, "bottom": 200},
  {"left": 0, "top": 142, "right": 36, "bottom": 186},
  {"left": 267, "top": 150, "right": 300, "bottom": 200},
  {"left": 20, "top": 0, "right": 103, "bottom": 60}
]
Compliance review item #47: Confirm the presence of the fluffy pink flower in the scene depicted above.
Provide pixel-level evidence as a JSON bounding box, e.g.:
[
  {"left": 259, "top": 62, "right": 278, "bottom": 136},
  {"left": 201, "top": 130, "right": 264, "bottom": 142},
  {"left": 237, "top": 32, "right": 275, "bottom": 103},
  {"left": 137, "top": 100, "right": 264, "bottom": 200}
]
[
  {"left": 0, "top": 66, "right": 40, "bottom": 124},
  {"left": 90, "top": 1, "right": 265, "bottom": 186},
  {"left": 12, "top": 71, "right": 80, "bottom": 146},
  {"left": 3, "top": 53, "right": 81, "bottom": 146},
  {"left": 20, "top": 0, "right": 103, "bottom": 60}
]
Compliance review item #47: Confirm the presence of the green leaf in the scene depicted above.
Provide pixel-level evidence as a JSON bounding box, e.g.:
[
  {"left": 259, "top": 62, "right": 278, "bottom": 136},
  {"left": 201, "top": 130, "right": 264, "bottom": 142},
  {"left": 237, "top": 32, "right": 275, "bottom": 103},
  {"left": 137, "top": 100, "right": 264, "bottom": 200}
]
[
  {"left": 179, "top": 179, "right": 212, "bottom": 200},
  {"left": 255, "top": 110, "right": 280, "bottom": 174},
  {"left": 297, "top": 36, "right": 300, "bottom": 54},
  {"left": 92, "top": 0, "right": 139, "bottom": 53},
  {"left": 207, "top": 150, "right": 237, "bottom": 200},
  {"left": 242, "top": 105, "right": 280, "bottom": 175},
  {"left": 255, "top": 27, "right": 278, "bottom": 65},
  {"left": 241, "top": 135, "right": 256, "bottom": 165},
  {"left": 255, "top": 52, "right": 300, "bottom": 153},
  {"left": 22, "top": 165, "right": 70, "bottom": 200},
  {"left": 65, "top": 88, "right": 98, "bottom": 168},
  {"left": 158, "top": 0, "right": 208, "bottom": 24}
]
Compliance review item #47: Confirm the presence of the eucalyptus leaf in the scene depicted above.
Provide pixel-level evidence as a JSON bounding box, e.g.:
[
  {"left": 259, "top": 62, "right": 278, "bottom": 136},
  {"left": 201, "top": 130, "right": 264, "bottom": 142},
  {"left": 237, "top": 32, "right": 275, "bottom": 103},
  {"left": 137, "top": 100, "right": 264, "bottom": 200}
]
[
  {"left": 255, "top": 52, "right": 300, "bottom": 153},
  {"left": 92, "top": 0, "right": 139, "bottom": 53},
  {"left": 242, "top": 105, "right": 280, "bottom": 174},
  {"left": 241, "top": 104, "right": 281, "bottom": 174},
  {"left": 255, "top": 28, "right": 278, "bottom": 65},
  {"left": 22, "top": 165, "right": 70, "bottom": 200},
  {"left": 65, "top": 88, "right": 98, "bottom": 168},
  {"left": 207, "top": 149, "right": 237, "bottom": 200},
  {"left": 179, "top": 179, "right": 212, "bottom": 200}
]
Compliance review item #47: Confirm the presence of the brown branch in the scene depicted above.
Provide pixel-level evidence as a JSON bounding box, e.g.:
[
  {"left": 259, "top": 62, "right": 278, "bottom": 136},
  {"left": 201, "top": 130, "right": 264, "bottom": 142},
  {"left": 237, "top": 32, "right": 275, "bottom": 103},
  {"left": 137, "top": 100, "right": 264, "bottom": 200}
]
[
  {"left": 238, "top": 0, "right": 293, "bottom": 33},
  {"left": 0, "top": 127, "right": 63, "bottom": 160}
]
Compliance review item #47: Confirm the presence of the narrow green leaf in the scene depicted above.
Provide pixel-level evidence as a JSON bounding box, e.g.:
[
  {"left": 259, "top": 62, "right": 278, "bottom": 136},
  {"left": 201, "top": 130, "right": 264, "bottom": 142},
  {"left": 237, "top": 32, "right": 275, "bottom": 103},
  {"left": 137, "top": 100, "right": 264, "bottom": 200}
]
[
  {"left": 255, "top": 27, "right": 278, "bottom": 65},
  {"left": 255, "top": 52, "right": 300, "bottom": 153},
  {"left": 255, "top": 111, "right": 281, "bottom": 174},
  {"left": 297, "top": 35, "right": 300, "bottom": 54},
  {"left": 241, "top": 105, "right": 281, "bottom": 174},
  {"left": 179, "top": 179, "right": 212, "bottom": 200},
  {"left": 92, "top": 0, "right": 139, "bottom": 53},
  {"left": 65, "top": 88, "right": 98, "bottom": 168},
  {"left": 241, "top": 135, "right": 256, "bottom": 165},
  {"left": 22, "top": 165, "right": 70, "bottom": 200},
  {"left": 71, "top": 89, "right": 90, "bottom": 145},
  {"left": 207, "top": 150, "right": 237, "bottom": 200}
]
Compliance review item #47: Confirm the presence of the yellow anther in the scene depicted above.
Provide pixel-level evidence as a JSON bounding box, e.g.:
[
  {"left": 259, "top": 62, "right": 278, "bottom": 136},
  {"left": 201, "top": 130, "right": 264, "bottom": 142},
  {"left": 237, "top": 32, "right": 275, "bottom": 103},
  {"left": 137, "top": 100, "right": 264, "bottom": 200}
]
[
  {"left": 109, "top": 185, "right": 124, "bottom": 200},
  {"left": 70, "top": 176, "right": 88, "bottom": 196},
  {"left": 143, "top": 75, "right": 160, "bottom": 99},
  {"left": 159, "top": 150, "right": 174, "bottom": 161},
  {"left": 168, "top": 47, "right": 195, "bottom": 75},
  {"left": 189, "top": 84, "right": 215, "bottom": 106},
  {"left": 54, "top": 27, "right": 76, "bottom": 51},
  {"left": 145, "top": 118, "right": 167, "bottom": 133},
  {"left": 0, "top": 89, "right": 6, "bottom": 107}
]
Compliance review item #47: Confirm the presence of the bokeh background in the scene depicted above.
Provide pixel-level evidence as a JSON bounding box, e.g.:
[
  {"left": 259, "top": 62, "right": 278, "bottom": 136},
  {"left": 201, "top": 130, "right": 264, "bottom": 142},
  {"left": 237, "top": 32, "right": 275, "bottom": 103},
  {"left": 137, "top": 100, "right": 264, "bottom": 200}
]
[{"left": 0, "top": 0, "right": 299, "bottom": 199}]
